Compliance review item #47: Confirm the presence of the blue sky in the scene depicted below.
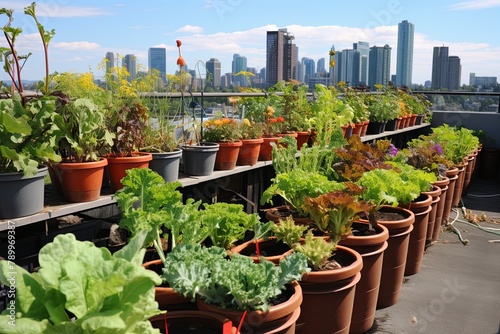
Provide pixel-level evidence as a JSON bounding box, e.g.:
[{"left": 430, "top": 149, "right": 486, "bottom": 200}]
[{"left": 2, "top": 0, "right": 500, "bottom": 85}]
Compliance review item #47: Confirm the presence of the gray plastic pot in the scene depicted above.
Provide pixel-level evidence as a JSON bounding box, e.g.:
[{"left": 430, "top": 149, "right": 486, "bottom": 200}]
[{"left": 181, "top": 142, "right": 219, "bottom": 176}]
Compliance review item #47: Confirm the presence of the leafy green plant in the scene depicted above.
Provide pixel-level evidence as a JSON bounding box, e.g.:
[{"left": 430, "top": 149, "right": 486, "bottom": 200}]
[
  {"left": 272, "top": 216, "right": 308, "bottom": 246},
  {"left": 331, "top": 135, "right": 394, "bottom": 182},
  {"left": 0, "top": 94, "right": 61, "bottom": 175},
  {"left": 261, "top": 169, "right": 344, "bottom": 218},
  {"left": 115, "top": 168, "right": 207, "bottom": 262},
  {"left": 199, "top": 202, "right": 261, "bottom": 249},
  {"left": 365, "top": 86, "right": 399, "bottom": 122},
  {"left": 429, "top": 124, "right": 479, "bottom": 164},
  {"left": 0, "top": 230, "right": 163, "bottom": 333},
  {"left": 0, "top": 4, "right": 61, "bottom": 176},
  {"left": 162, "top": 244, "right": 309, "bottom": 312},
  {"left": 302, "top": 182, "right": 373, "bottom": 246},
  {"left": 293, "top": 230, "right": 336, "bottom": 270}
]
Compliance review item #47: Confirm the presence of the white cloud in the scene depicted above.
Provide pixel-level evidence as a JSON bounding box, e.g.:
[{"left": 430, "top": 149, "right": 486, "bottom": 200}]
[
  {"left": 449, "top": 0, "right": 500, "bottom": 10},
  {"left": 177, "top": 25, "right": 204, "bottom": 34},
  {"left": 54, "top": 42, "right": 101, "bottom": 50}
]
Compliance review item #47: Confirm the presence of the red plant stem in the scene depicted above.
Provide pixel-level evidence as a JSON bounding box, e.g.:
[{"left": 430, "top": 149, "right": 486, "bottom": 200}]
[
  {"left": 235, "top": 310, "right": 248, "bottom": 334},
  {"left": 254, "top": 240, "right": 261, "bottom": 261},
  {"left": 164, "top": 312, "right": 168, "bottom": 334}
]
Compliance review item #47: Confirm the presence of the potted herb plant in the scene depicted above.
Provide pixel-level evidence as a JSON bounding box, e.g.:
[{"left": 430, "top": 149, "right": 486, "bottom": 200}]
[
  {"left": 0, "top": 230, "right": 164, "bottom": 333},
  {"left": 141, "top": 91, "right": 182, "bottom": 183},
  {"left": 103, "top": 61, "right": 153, "bottom": 191},
  {"left": 48, "top": 72, "right": 115, "bottom": 202},
  {"left": 203, "top": 116, "right": 242, "bottom": 170},
  {"left": 0, "top": 4, "right": 61, "bottom": 218}
]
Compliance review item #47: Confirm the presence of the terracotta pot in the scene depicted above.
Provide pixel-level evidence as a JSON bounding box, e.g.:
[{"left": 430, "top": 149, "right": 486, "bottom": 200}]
[
  {"left": 295, "top": 131, "right": 310, "bottom": 150},
  {"left": 149, "top": 310, "right": 235, "bottom": 334},
  {"left": 432, "top": 177, "right": 450, "bottom": 242},
  {"left": 214, "top": 140, "right": 242, "bottom": 171},
  {"left": 371, "top": 206, "right": 415, "bottom": 308},
  {"left": 361, "top": 120, "right": 369, "bottom": 137},
  {"left": 50, "top": 158, "right": 108, "bottom": 203},
  {"left": 342, "top": 124, "right": 354, "bottom": 139},
  {"left": 197, "top": 280, "right": 302, "bottom": 334},
  {"left": 278, "top": 132, "right": 298, "bottom": 149},
  {"left": 230, "top": 237, "right": 294, "bottom": 265},
  {"left": 352, "top": 123, "right": 364, "bottom": 137},
  {"left": 423, "top": 185, "right": 442, "bottom": 242},
  {"left": 106, "top": 152, "right": 152, "bottom": 191},
  {"left": 442, "top": 167, "right": 459, "bottom": 223},
  {"left": 143, "top": 259, "right": 197, "bottom": 311},
  {"left": 452, "top": 161, "right": 468, "bottom": 207},
  {"left": 339, "top": 222, "right": 389, "bottom": 334},
  {"left": 462, "top": 153, "right": 476, "bottom": 194},
  {"left": 400, "top": 193, "right": 433, "bottom": 276},
  {"left": 408, "top": 114, "right": 418, "bottom": 126},
  {"left": 259, "top": 137, "right": 280, "bottom": 161},
  {"left": 237, "top": 138, "right": 263, "bottom": 166},
  {"left": 396, "top": 117, "right": 404, "bottom": 130},
  {"left": 296, "top": 245, "right": 363, "bottom": 334}
]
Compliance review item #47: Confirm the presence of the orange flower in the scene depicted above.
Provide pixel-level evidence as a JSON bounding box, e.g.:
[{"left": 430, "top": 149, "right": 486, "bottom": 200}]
[{"left": 276, "top": 116, "right": 285, "bottom": 123}]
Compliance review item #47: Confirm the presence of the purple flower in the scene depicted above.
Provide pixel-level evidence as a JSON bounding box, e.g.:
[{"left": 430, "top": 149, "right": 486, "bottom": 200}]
[
  {"left": 432, "top": 143, "right": 443, "bottom": 155},
  {"left": 388, "top": 144, "right": 398, "bottom": 157}
]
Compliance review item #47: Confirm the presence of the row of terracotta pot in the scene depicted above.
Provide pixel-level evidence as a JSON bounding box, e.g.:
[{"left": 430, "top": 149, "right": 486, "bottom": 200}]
[{"left": 141, "top": 150, "right": 480, "bottom": 334}]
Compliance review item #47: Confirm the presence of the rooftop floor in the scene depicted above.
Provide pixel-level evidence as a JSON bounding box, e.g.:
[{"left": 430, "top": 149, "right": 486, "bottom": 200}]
[{"left": 371, "top": 176, "right": 500, "bottom": 334}]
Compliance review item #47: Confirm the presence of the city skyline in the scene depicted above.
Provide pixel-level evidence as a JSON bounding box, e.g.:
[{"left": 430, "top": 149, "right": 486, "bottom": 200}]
[{"left": 1, "top": 0, "right": 499, "bottom": 86}]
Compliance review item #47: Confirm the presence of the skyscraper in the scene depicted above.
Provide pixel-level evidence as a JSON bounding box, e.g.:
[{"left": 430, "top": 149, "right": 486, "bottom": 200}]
[
  {"left": 206, "top": 58, "right": 221, "bottom": 88},
  {"left": 368, "top": 44, "right": 392, "bottom": 88},
  {"left": 232, "top": 54, "right": 248, "bottom": 87},
  {"left": 123, "top": 54, "right": 136, "bottom": 80},
  {"left": 266, "top": 28, "right": 295, "bottom": 87},
  {"left": 448, "top": 56, "right": 461, "bottom": 90},
  {"left": 353, "top": 41, "right": 370, "bottom": 85},
  {"left": 431, "top": 46, "right": 455, "bottom": 89},
  {"left": 301, "top": 57, "right": 315, "bottom": 85},
  {"left": 395, "top": 20, "right": 414, "bottom": 87},
  {"left": 148, "top": 47, "right": 166, "bottom": 82},
  {"left": 105, "top": 52, "right": 114, "bottom": 73}
]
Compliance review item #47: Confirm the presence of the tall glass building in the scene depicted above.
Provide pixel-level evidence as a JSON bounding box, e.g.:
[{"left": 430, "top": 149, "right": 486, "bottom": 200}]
[
  {"left": 148, "top": 47, "right": 166, "bottom": 82},
  {"left": 266, "top": 28, "right": 295, "bottom": 87},
  {"left": 206, "top": 58, "right": 221, "bottom": 88},
  {"left": 395, "top": 20, "right": 414, "bottom": 87},
  {"left": 368, "top": 44, "right": 392, "bottom": 88}
]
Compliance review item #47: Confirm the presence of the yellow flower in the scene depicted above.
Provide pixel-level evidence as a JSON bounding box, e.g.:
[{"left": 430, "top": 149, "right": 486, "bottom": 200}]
[
  {"left": 329, "top": 59, "right": 336, "bottom": 67},
  {"left": 243, "top": 118, "right": 251, "bottom": 126},
  {"left": 266, "top": 105, "right": 274, "bottom": 117}
]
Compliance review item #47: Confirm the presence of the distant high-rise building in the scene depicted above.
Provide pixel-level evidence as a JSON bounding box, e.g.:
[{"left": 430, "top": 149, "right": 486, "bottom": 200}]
[
  {"left": 123, "top": 54, "right": 136, "bottom": 80},
  {"left": 340, "top": 49, "right": 359, "bottom": 85},
  {"left": 206, "top": 58, "right": 221, "bottom": 88},
  {"left": 317, "top": 58, "right": 326, "bottom": 75},
  {"left": 148, "top": 47, "right": 166, "bottom": 82},
  {"left": 266, "top": 28, "right": 296, "bottom": 87},
  {"left": 368, "top": 44, "right": 392, "bottom": 88},
  {"left": 232, "top": 54, "right": 248, "bottom": 87},
  {"left": 431, "top": 46, "right": 449, "bottom": 89},
  {"left": 302, "top": 57, "right": 315, "bottom": 84},
  {"left": 395, "top": 20, "right": 414, "bottom": 87},
  {"left": 448, "top": 56, "right": 461, "bottom": 90},
  {"left": 105, "top": 52, "right": 114, "bottom": 72},
  {"left": 353, "top": 41, "right": 370, "bottom": 85}
]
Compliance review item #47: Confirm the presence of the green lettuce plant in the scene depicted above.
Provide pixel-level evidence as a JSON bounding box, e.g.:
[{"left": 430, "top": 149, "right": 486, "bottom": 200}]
[
  {"left": 0, "top": 230, "right": 163, "bottom": 333},
  {"left": 261, "top": 169, "right": 344, "bottom": 218},
  {"left": 162, "top": 244, "right": 309, "bottom": 312}
]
